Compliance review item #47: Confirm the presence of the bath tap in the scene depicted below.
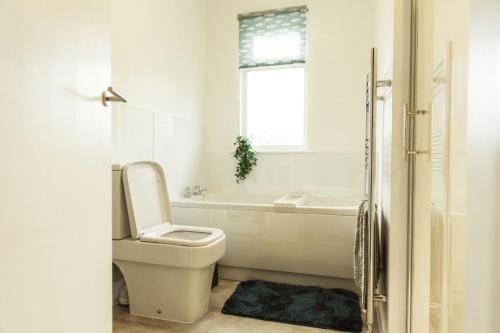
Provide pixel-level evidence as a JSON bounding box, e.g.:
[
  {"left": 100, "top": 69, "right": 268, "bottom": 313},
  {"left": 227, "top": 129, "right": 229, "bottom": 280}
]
[
  {"left": 192, "top": 185, "right": 207, "bottom": 196},
  {"left": 184, "top": 187, "right": 192, "bottom": 198}
]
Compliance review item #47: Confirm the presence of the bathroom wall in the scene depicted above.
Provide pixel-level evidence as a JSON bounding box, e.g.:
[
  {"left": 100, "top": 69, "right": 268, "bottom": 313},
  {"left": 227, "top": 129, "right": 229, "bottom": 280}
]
[
  {"left": 110, "top": 0, "right": 207, "bottom": 200},
  {"left": 204, "top": 0, "right": 375, "bottom": 196},
  {"left": 111, "top": 0, "right": 375, "bottom": 197}
]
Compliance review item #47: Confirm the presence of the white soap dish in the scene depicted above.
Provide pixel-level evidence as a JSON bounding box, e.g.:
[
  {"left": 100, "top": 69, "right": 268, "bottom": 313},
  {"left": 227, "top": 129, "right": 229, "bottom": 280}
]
[{"left": 273, "top": 192, "right": 308, "bottom": 208}]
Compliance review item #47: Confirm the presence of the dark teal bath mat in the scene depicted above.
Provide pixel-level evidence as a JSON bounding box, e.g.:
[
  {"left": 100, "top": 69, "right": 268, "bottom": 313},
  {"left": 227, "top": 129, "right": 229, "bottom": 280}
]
[{"left": 221, "top": 280, "right": 363, "bottom": 332}]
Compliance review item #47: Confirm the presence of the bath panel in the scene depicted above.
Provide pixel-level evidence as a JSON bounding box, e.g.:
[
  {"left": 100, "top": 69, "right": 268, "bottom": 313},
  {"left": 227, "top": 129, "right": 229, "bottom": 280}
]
[{"left": 171, "top": 193, "right": 358, "bottom": 280}]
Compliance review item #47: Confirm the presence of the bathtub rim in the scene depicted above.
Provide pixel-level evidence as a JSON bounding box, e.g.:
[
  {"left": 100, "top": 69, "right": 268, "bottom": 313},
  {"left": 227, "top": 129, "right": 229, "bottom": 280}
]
[{"left": 170, "top": 200, "right": 357, "bottom": 216}]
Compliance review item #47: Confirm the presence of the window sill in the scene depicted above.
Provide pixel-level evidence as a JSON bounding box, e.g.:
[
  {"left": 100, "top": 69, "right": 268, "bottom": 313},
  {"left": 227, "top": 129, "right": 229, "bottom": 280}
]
[{"left": 255, "top": 150, "right": 316, "bottom": 155}]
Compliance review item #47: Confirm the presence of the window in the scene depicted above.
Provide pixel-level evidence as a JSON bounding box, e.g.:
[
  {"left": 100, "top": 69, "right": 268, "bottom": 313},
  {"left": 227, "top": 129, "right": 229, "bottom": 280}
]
[
  {"left": 242, "top": 65, "right": 305, "bottom": 147},
  {"left": 239, "top": 6, "right": 307, "bottom": 151}
]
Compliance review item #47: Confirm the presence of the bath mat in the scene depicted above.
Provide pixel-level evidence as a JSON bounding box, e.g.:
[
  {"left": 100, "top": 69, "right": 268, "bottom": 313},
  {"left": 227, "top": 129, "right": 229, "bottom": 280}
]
[{"left": 221, "top": 280, "right": 363, "bottom": 332}]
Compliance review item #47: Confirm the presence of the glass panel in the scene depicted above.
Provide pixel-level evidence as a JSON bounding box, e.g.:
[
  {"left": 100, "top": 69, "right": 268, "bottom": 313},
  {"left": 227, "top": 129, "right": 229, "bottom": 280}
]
[
  {"left": 428, "top": 47, "right": 449, "bottom": 333},
  {"left": 245, "top": 67, "right": 305, "bottom": 147}
]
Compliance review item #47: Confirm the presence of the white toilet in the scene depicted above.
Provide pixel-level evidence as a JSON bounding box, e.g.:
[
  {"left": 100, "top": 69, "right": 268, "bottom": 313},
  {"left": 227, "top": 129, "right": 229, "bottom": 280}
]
[{"left": 112, "top": 161, "right": 225, "bottom": 323}]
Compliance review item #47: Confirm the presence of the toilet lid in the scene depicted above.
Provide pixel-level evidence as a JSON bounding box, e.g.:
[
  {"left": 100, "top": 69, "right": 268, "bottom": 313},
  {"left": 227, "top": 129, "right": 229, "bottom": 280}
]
[{"left": 122, "top": 161, "right": 173, "bottom": 239}]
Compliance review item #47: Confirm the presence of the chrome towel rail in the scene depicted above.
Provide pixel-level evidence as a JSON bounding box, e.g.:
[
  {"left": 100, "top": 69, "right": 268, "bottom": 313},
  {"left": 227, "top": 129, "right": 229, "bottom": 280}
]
[
  {"left": 365, "top": 47, "right": 377, "bottom": 333},
  {"left": 365, "top": 47, "right": 389, "bottom": 333}
]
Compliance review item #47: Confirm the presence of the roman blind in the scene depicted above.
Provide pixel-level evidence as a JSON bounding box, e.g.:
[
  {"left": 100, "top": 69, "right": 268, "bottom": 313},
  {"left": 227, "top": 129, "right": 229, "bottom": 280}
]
[{"left": 238, "top": 6, "right": 307, "bottom": 69}]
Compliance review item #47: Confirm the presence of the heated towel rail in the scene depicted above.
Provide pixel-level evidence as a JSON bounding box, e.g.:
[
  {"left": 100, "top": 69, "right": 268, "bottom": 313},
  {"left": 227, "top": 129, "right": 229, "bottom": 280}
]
[{"left": 365, "top": 47, "right": 390, "bottom": 333}]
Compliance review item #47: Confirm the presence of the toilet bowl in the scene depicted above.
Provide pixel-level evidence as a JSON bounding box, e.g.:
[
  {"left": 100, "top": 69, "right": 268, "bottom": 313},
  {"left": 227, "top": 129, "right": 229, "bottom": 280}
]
[{"left": 112, "top": 161, "right": 225, "bottom": 323}]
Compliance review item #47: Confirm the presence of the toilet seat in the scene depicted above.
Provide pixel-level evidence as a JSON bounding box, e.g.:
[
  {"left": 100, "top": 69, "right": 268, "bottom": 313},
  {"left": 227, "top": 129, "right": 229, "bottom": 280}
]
[
  {"left": 140, "top": 223, "right": 224, "bottom": 247},
  {"left": 122, "top": 161, "right": 224, "bottom": 248}
]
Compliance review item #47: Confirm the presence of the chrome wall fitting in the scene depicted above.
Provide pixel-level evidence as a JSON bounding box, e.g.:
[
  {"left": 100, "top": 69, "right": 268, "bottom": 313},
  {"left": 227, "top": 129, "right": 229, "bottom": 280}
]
[{"left": 101, "top": 86, "right": 127, "bottom": 107}]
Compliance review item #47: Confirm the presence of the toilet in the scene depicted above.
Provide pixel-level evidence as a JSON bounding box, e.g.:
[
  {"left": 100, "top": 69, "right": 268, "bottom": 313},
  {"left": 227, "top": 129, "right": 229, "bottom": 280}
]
[{"left": 112, "top": 161, "right": 225, "bottom": 323}]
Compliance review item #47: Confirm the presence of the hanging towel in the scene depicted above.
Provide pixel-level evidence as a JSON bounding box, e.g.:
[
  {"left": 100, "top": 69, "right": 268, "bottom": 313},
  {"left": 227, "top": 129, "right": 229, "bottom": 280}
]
[
  {"left": 354, "top": 200, "right": 369, "bottom": 309},
  {"left": 354, "top": 200, "right": 383, "bottom": 310}
]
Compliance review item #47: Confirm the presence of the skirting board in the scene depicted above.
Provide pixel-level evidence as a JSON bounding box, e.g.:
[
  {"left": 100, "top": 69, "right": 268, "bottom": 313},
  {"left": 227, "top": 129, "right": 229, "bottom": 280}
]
[{"left": 219, "top": 265, "right": 358, "bottom": 294}]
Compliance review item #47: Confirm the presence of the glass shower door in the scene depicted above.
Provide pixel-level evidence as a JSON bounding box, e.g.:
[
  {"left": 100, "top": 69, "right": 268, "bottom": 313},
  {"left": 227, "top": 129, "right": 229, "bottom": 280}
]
[{"left": 429, "top": 42, "right": 453, "bottom": 333}]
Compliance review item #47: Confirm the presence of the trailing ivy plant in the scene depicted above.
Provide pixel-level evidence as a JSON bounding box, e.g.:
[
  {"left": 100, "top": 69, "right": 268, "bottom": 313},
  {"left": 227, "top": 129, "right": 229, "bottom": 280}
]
[{"left": 233, "top": 136, "right": 258, "bottom": 184}]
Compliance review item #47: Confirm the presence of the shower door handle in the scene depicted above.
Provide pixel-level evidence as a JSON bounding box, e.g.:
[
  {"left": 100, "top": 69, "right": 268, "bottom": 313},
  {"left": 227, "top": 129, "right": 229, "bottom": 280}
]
[
  {"left": 403, "top": 103, "right": 430, "bottom": 160},
  {"left": 403, "top": 104, "right": 410, "bottom": 159}
]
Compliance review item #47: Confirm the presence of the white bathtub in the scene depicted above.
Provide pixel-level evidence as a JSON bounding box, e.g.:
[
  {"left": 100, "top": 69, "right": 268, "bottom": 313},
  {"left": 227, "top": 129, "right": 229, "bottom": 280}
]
[{"left": 171, "top": 191, "right": 360, "bottom": 283}]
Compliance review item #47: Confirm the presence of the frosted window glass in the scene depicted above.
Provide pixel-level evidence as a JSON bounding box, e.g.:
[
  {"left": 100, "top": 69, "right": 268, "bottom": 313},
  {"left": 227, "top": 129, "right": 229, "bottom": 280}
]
[{"left": 245, "top": 67, "right": 305, "bottom": 147}]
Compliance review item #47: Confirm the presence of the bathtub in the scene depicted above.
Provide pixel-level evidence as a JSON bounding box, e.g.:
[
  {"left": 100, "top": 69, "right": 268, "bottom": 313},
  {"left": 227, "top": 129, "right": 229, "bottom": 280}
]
[{"left": 171, "top": 191, "right": 361, "bottom": 285}]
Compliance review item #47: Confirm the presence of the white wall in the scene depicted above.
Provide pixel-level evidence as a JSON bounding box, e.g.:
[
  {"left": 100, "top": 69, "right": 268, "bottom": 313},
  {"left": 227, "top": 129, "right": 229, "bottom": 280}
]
[
  {"left": 110, "top": 0, "right": 207, "bottom": 200},
  {"left": 204, "top": 0, "right": 374, "bottom": 195},
  {"left": 111, "top": 0, "right": 376, "bottom": 197},
  {"left": 466, "top": 0, "right": 500, "bottom": 331}
]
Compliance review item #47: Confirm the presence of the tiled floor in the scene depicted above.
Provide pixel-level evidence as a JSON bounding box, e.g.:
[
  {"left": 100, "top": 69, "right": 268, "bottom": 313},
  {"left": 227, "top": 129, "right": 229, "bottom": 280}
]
[{"left": 113, "top": 279, "right": 369, "bottom": 333}]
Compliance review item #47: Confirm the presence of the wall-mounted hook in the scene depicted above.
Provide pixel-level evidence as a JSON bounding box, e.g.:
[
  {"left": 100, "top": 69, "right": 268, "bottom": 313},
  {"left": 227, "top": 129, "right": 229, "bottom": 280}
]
[{"left": 101, "top": 86, "right": 127, "bottom": 107}]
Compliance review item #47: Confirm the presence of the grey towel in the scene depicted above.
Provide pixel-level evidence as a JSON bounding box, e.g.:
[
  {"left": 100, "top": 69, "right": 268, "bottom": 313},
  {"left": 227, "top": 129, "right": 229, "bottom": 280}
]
[
  {"left": 354, "top": 200, "right": 383, "bottom": 310},
  {"left": 354, "top": 200, "right": 368, "bottom": 309}
]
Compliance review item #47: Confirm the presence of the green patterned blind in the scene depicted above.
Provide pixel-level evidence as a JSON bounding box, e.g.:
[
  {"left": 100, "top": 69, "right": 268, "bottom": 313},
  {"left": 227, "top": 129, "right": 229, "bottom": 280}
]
[{"left": 238, "top": 6, "right": 307, "bottom": 69}]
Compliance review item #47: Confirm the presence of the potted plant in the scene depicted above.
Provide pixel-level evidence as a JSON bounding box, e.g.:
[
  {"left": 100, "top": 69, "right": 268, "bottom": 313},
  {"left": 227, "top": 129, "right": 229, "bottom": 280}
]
[{"left": 233, "top": 136, "right": 258, "bottom": 184}]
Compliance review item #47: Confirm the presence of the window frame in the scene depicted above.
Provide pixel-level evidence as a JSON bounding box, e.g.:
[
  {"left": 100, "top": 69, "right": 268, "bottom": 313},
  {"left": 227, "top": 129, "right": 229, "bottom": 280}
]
[{"left": 240, "top": 63, "right": 308, "bottom": 153}]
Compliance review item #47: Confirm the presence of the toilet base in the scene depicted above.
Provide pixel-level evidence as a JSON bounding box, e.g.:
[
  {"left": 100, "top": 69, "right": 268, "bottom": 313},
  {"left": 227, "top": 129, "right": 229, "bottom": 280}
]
[{"left": 114, "top": 260, "right": 215, "bottom": 323}]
